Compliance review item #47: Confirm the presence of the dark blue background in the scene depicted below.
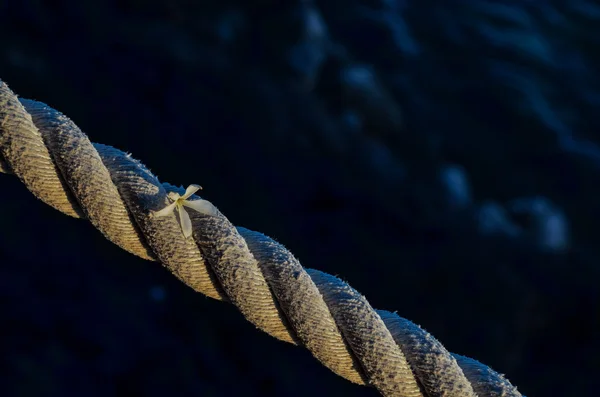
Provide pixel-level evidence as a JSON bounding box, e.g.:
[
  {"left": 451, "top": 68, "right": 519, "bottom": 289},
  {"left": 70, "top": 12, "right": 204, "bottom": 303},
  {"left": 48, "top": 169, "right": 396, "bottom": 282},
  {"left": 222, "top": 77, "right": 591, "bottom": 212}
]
[{"left": 0, "top": 1, "right": 598, "bottom": 396}]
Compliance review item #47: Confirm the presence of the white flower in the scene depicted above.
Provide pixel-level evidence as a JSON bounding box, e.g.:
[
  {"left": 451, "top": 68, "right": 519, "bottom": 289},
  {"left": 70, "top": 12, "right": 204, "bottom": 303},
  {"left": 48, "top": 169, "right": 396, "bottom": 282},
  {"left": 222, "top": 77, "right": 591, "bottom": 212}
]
[{"left": 152, "top": 184, "right": 216, "bottom": 238}]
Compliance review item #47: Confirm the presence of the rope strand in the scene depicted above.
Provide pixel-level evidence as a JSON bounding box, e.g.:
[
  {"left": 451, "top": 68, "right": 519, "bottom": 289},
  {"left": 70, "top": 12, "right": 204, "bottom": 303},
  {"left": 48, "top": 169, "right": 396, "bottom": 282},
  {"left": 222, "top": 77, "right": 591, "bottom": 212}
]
[{"left": 0, "top": 80, "right": 523, "bottom": 397}]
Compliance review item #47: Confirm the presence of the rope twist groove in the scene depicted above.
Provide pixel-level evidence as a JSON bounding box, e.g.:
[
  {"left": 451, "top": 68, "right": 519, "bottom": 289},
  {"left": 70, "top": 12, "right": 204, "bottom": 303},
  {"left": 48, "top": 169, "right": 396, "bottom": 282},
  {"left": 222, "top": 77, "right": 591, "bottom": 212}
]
[{"left": 0, "top": 80, "right": 522, "bottom": 397}]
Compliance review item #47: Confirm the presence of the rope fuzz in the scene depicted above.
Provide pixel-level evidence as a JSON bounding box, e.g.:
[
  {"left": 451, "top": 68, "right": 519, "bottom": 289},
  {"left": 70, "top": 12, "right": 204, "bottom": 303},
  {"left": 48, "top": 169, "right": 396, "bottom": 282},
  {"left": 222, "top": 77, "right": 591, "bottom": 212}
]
[{"left": 0, "top": 80, "right": 523, "bottom": 397}]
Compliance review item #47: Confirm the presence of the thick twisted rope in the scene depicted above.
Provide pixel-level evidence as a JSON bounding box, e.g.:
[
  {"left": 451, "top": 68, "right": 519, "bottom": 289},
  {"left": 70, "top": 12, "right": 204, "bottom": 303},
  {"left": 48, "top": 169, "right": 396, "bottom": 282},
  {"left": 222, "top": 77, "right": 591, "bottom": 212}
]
[{"left": 0, "top": 80, "right": 523, "bottom": 397}]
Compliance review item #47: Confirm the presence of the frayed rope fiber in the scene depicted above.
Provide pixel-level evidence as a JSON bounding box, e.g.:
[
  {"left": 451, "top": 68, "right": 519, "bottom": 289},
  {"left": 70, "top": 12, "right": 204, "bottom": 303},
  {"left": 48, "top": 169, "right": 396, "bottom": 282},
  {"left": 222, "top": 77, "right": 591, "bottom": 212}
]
[{"left": 0, "top": 80, "right": 523, "bottom": 397}]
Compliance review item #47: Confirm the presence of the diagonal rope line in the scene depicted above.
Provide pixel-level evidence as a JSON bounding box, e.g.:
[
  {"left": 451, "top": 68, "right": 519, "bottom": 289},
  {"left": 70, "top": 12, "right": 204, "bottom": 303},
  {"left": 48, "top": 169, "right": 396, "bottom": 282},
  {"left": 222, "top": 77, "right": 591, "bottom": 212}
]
[{"left": 0, "top": 79, "right": 523, "bottom": 397}]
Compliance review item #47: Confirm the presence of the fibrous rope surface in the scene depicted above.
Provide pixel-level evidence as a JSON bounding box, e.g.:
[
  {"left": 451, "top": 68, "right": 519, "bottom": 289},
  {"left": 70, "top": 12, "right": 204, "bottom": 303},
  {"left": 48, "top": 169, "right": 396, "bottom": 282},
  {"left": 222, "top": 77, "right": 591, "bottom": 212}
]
[{"left": 0, "top": 80, "right": 523, "bottom": 397}]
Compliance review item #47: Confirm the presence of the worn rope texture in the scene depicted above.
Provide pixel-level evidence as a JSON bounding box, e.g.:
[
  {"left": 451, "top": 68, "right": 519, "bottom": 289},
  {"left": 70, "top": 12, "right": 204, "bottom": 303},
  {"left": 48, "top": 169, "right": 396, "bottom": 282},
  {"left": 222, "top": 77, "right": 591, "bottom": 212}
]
[{"left": 0, "top": 79, "right": 523, "bottom": 397}]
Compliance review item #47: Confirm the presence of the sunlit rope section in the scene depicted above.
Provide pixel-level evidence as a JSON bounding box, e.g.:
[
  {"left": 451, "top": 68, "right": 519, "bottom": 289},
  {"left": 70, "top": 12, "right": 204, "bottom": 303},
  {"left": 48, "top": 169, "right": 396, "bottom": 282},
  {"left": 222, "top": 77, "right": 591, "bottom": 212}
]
[{"left": 0, "top": 80, "right": 523, "bottom": 397}]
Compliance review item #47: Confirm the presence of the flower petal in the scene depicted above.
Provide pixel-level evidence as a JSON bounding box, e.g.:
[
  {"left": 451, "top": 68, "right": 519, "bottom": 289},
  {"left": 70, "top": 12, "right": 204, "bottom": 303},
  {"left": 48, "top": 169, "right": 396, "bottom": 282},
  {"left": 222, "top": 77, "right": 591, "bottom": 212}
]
[
  {"left": 181, "top": 184, "right": 202, "bottom": 200},
  {"left": 178, "top": 205, "right": 193, "bottom": 238},
  {"left": 152, "top": 201, "right": 177, "bottom": 218},
  {"left": 182, "top": 199, "right": 218, "bottom": 216}
]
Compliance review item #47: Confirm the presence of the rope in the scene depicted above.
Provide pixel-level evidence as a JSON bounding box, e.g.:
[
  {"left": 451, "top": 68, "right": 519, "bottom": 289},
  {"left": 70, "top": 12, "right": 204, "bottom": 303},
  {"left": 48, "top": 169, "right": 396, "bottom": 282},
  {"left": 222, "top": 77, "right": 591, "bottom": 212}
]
[{"left": 0, "top": 79, "right": 523, "bottom": 397}]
